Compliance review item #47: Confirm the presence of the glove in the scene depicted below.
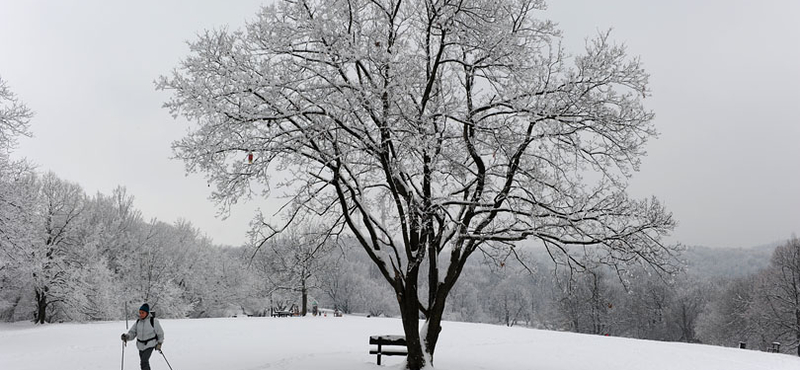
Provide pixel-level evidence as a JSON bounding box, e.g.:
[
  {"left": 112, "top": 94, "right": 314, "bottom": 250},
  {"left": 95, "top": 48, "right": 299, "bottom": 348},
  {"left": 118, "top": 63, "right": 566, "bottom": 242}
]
[
  {"left": 121, "top": 333, "right": 128, "bottom": 341},
  {"left": 156, "top": 343, "right": 162, "bottom": 351}
]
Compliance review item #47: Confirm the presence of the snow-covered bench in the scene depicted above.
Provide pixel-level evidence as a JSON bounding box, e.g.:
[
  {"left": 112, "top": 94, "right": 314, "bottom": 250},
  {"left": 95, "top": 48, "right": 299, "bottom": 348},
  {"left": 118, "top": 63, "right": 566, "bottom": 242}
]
[
  {"left": 369, "top": 335, "right": 407, "bottom": 365},
  {"left": 271, "top": 310, "right": 292, "bottom": 317}
]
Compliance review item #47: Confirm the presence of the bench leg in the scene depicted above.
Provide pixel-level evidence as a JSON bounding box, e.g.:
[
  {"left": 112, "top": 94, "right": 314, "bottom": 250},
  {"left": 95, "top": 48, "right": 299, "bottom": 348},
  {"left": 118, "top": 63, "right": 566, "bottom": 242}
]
[{"left": 377, "top": 344, "right": 382, "bottom": 365}]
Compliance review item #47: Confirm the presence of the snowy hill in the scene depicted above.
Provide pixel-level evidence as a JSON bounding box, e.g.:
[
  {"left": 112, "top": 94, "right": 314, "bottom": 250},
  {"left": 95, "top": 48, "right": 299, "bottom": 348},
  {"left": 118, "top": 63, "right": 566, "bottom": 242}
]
[{"left": 1, "top": 316, "right": 797, "bottom": 370}]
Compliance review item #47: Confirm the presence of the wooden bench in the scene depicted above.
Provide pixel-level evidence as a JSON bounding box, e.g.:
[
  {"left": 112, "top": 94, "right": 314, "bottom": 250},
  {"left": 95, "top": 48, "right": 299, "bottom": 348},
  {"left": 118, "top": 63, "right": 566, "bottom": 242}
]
[
  {"left": 369, "top": 335, "right": 407, "bottom": 365},
  {"left": 768, "top": 341, "right": 781, "bottom": 353},
  {"left": 271, "top": 310, "right": 292, "bottom": 317}
]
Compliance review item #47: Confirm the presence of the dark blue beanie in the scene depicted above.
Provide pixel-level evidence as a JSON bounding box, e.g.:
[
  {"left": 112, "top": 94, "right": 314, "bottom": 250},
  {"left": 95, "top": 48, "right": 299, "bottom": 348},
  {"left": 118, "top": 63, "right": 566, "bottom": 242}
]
[{"left": 139, "top": 303, "right": 150, "bottom": 313}]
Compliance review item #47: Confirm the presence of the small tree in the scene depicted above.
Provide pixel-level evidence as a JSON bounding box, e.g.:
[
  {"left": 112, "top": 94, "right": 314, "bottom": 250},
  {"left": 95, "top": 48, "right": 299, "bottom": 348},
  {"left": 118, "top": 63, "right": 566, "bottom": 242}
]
[
  {"left": 160, "top": 1, "right": 678, "bottom": 368},
  {"left": 666, "top": 276, "right": 708, "bottom": 343},
  {"left": 250, "top": 224, "right": 335, "bottom": 316},
  {"left": 488, "top": 273, "right": 532, "bottom": 327},
  {"left": 555, "top": 269, "right": 616, "bottom": 335},
  {"left": 319, "top": 250, "right": 362, "bottom": 314}
]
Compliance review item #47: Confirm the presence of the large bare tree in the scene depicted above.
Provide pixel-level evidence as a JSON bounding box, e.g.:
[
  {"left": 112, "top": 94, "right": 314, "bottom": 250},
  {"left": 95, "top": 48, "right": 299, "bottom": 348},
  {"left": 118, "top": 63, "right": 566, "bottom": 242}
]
[{"left": 159, "top": 1, "right": 679, "bottom": 368}]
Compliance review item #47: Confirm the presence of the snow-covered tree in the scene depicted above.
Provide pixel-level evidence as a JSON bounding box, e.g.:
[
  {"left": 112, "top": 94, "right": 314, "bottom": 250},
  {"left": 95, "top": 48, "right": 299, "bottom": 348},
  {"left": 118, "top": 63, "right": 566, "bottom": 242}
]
[
  {"left": 0, "top": 76, "right": 31, "bottom": 154},
  {"left": 0, "top": 170, "right": 38, "bottom": 321},
  {"left": 695, "top": 277, "right": 755, "bottom": 347},
  {"left": 487, "top": 272, "right": 533, "bottom": 327},
  {"left": 249, "top": 223, "right": 336, "bottom": 316},
  {"left": 664, "top": 277, "right": 708, "bottom": 343},
  {"left": 23, "top": 172, "right": 87, "bottom": 323},
  {"left": 86, "top": 187, "right": 143, "bottom": 277},
  {"left": 159, "top": 1, "right": 679, "bottom": 367},
  {"left": 441, "top": 261, "right": 491, "bottom": 323},
  {"left": 752, "top": 237, "right": 800, "bottom": 355},
  {"left": 119, "top": 219, "right": 206, "bottom": 318},
  {"left": 180, "top": 245, "right": 260, "bottom": 318},
  {"left": 0, "top": 76, "right": 35, "bottom": 320},
  {"left": 319, "top": 252, "right": 364, "bottom": 314},
  {"left": 555, "top": 269, "right": 618, "bottom": 335},
  {"left": 317, "top": 242, "right": 398, "bottom": 315}
]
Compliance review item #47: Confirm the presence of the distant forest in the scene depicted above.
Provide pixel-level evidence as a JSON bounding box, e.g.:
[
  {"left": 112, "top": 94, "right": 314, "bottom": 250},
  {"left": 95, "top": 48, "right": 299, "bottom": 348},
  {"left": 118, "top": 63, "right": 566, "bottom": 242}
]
[{"left": 1, "top": 168, "right": 797, "bottom": 355}]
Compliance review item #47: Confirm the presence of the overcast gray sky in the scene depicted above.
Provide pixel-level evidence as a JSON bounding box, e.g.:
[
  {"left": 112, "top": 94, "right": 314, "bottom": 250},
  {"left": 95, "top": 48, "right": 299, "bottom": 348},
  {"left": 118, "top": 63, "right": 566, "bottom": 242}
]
[{"left": 1, "top": 0, "right": 797, "bottom": 248}]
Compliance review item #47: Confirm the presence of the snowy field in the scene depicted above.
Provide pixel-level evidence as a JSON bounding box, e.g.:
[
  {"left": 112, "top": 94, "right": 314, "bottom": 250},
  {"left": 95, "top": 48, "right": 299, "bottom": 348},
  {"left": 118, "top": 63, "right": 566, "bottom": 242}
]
[{"left": 1, "top": 315, "right": 798, "bottom": 370}]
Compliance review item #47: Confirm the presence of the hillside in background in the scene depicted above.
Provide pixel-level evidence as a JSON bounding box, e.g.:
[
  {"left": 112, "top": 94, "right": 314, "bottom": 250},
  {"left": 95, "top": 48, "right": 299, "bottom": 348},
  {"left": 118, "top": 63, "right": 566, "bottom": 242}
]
[
  {"left": 682, "top": 243, "right": 776, "bottom": 278},
  {"left": 520, "top": 239, "right": 777, "bottom": 279}
]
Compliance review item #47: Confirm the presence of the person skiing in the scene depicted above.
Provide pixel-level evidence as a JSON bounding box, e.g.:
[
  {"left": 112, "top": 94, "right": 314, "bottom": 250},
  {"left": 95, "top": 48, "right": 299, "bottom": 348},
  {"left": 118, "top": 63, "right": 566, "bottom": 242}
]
[{"left": 121, "top": 303, "right": 164, "bottom": 370}]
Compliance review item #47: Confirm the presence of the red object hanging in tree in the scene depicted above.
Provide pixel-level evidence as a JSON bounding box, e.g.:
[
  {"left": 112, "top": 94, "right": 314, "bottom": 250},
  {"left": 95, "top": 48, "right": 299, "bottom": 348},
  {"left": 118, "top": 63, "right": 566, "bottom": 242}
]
[{"left": 247, "top": 153, "right": 254, "bottom": 164}]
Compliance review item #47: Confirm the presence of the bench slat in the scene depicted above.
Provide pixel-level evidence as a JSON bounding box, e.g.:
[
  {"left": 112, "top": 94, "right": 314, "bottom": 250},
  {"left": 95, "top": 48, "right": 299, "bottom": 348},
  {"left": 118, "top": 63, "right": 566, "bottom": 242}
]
[
  {"left": 369, "top": 349, "right": 408, "bottom": 356},
  {"left": 370, "top": 349, "right": 408, "bottom": 356},
  {"left": 369, "top": 335, "right": 407, "bottom": 345}
]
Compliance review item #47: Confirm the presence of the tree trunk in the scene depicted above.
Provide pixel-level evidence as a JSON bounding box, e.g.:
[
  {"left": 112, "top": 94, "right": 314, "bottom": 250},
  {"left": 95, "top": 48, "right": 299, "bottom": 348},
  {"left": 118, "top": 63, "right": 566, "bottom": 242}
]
[
  {"left": 400, "top": 300, "right": 424, "bottom": 370},
  {"left": 34, "top": 288, "right": 47, "bottom": 324},
  {"left": 397, "top": 272, "right": 426, "bottom": 370},
  {"left": 418, "top": 278, "right": 450, "bottom": 366},
  {"left": 301, "top": 279, "right": 307, "bottom": 316},
  {"left": 424, "top": 304, "right": 444, "bottom": 362}
]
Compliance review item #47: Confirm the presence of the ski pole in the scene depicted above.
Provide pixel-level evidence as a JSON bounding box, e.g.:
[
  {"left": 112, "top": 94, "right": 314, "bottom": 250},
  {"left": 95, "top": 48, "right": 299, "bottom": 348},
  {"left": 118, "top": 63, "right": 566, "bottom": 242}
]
[
  {"left": 159, "top": 350, "right": 174, "bottom": 370},
  {"left": 122, "top": 301, "right": 129, "bottom": 370}
]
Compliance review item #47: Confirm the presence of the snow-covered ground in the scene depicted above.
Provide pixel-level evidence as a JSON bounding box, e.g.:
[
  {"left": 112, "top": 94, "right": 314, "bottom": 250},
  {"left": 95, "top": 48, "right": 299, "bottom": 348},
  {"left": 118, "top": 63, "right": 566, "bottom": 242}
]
[{"left": 1, "top": 315, "right": 797, "bottom": 370}]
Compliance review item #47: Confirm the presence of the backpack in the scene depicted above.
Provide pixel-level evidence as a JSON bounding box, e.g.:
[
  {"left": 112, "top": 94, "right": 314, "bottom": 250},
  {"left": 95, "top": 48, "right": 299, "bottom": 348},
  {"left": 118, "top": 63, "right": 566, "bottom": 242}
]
[{"left": 149, "top": 311, "right": 158, "bottom": 341}]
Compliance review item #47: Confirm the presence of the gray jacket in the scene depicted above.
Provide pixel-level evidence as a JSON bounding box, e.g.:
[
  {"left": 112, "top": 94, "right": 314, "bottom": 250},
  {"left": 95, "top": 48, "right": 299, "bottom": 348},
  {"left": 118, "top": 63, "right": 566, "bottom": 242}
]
[{"left": 125, "top": 314, "right": 164, "bottom": 351}]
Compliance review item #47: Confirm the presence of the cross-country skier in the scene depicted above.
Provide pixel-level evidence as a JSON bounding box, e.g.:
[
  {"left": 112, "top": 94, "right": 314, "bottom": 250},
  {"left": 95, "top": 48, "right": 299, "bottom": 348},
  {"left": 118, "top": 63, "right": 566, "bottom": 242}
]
[{"left": 121, "top": 303, "right": 165, "bottom": 370}]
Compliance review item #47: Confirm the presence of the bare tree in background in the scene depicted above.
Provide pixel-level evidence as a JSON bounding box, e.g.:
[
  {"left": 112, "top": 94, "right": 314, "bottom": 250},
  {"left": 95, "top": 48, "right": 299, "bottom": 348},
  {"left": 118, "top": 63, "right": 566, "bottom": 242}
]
[
  {"left": 250, "top": 224, "right": 335, "bottom": 316},
  {"left": 159, "top": 1, "right": 679, "bottom": 368},
  {"left": 753, "top": 237, "right": 800, "bottom": 355}
]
